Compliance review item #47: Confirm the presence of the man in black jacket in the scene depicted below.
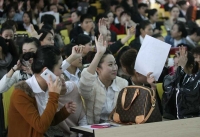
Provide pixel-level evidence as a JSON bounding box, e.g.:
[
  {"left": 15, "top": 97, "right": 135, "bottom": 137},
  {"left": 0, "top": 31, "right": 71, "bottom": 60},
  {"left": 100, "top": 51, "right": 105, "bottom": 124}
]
[{"left": 70, "top": 14, "right": 94, "bottom": 43}]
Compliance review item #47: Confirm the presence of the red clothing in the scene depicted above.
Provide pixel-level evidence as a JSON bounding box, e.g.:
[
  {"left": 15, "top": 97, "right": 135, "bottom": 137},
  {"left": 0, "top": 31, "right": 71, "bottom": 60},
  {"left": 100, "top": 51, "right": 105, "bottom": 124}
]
[{"left": 110, "top": 24, "right": 125, "bottom": 34}]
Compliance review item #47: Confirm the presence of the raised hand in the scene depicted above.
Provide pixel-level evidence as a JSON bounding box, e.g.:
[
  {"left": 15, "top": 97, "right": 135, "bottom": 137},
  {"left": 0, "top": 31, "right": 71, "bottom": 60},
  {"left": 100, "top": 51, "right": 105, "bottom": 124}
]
[
  {"left": 0, "top": 0, "right": 4, "bottom": 8},
  {"left": 26, "top": 0, "right": 31, "bottom": 11},
  {"left": 98, "top": 18, "right": 108, "bottom": 37},
  {"left": 71, "top": 45, "right": 84, "bottom": 59},
  {"left": 121, "top": 14, "right": 127, "bottom": 26},
  {"left": 48, "top": 76, "right": 62, "bottom": 94},
  {"left": 29, "top": 24, "right": 43, "bottom": 39},
  {"left": 176, "top": 46, "right": 188, "bottom": 68},
  {"left": 126, "top": 26, "right": 135, "bottom": 37},
  {"left": 18, "top": 1, "right": 24, "bottom": 11},
  {"left": 65, "top": 101, "right": 76, "bottom": 114},
  {"left": 95, "top": 34, "right": 107, "bottom": 55},
  {"left": 13, "top": 60, "right": 22, "bottom": 70},
  {"left": 147, "top": 72, "right": 156, "bottom": 87}
]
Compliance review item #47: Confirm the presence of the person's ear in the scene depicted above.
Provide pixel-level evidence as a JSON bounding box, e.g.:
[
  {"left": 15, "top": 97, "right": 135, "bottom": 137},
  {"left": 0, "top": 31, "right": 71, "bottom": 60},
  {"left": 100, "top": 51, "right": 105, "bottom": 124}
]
[
  {"left": 41, "top": 67, "right": 47, "bottom": 73},
  {"left": 96, "top": 67, "right": 101, "bottom": 74}
]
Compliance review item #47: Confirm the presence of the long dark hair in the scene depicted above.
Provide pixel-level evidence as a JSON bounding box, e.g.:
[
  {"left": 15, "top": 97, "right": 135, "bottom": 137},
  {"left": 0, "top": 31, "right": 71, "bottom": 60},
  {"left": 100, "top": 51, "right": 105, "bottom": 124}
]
[
  {"left": 135, "top": 20, "right": 151, "bottom": 37},
  {"left": 0, "top": 36, "right": 9, "bottom": 56},
  {"left": 32, "top": 46, "right": 61, "bottom": 73},
  {"left": 23, "top": 11, "right": 33, "bottom": 24},
  {"left": 1, "top": 26, "right": 19, "bottom": 58}
]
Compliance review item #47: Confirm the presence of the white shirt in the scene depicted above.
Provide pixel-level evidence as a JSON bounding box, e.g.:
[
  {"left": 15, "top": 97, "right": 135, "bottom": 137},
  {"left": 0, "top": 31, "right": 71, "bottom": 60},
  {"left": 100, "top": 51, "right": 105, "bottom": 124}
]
[
  {"left": 23, "top": 23, "right": 31, "bottom": 33},
  {"left": 140, "top": 14, "right": 148, "bottom": 20},
  {"left": 186, "top": 36, "right": 196, "bottom": 47},
  {"left": 63, "top": 68, "right": 80, "bottom": 85},
  {"left": 114, "top": 17, "right": 120, "bottom": 24},
  {"left": 174, "top": 39, "right": 182, "bottom": 47},
  {"left": 181, "top": 10, "right": 186, "bottom": 17},
  {"left": 26, "top": 75, "right": 75, "bottom": 115},
  {"left": 139, "top": 35, "right": 144, "bottom": 44},
  {"left": 151, "top": 23, "right": 156, "bottom": 29},
  {"left": 98, "top": 78, "right": 119, "bottom": 121}
]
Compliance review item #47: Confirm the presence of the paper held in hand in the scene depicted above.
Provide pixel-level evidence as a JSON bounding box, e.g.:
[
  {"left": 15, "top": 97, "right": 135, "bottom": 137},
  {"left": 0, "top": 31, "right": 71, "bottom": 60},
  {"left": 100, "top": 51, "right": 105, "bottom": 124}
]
[{"left": 134, "top": 35, "right": 171, "bottom": 81}]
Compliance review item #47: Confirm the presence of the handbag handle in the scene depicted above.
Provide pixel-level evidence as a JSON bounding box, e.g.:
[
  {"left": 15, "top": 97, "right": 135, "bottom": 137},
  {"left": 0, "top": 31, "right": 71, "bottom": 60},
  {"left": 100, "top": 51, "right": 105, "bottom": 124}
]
[{"left": 121, "top": 88, "right": 139, "bottom": 110}]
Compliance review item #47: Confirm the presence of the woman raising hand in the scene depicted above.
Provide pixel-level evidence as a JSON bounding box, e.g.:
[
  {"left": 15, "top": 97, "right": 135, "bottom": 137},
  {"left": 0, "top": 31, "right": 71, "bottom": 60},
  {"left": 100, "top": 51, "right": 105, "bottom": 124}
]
[{"left": 79, "top": 34, "right": 128, "bottom": 124}]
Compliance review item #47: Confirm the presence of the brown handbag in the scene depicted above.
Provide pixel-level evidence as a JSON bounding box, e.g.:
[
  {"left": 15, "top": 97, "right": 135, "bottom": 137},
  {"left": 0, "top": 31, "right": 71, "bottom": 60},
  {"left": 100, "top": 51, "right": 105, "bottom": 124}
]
[{"left": 111, "top": 86, "right": 162, "bottom": 124}]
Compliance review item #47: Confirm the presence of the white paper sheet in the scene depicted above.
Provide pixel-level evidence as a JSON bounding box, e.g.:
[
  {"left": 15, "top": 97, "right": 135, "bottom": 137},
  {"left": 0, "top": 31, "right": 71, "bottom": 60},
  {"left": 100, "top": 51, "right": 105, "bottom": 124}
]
[
  {"left": 134, "top": 35, "right": 171, "bottom": 81},
  {"left": 39, "top": 11, "right": 60, "bottom": 24}
]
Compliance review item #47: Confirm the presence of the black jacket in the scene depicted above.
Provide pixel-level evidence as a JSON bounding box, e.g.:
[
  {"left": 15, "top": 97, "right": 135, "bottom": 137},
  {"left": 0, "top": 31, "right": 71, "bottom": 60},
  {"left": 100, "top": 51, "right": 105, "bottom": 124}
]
[
  {"left": 17, "top": 23, "right": 39, "bottom": 31},
  {"left": 70, "top": 26, "right": 84, "bottom": 41},
  {"left": 129, "top": 37, "right": 141, "bottom": 51}
]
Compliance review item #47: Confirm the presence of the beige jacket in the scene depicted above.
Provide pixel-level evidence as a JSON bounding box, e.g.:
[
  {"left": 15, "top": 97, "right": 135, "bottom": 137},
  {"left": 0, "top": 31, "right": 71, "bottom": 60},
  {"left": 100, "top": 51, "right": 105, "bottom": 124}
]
[{"left": 79, "top": 68, "right": 128, "bottom": 124}]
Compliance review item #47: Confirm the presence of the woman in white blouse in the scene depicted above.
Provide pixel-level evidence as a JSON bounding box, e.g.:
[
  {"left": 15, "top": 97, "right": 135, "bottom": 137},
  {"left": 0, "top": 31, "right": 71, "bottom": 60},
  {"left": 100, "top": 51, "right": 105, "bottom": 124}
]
[{"left": 79, "top": 34, "right": 128, "bottom": 124}]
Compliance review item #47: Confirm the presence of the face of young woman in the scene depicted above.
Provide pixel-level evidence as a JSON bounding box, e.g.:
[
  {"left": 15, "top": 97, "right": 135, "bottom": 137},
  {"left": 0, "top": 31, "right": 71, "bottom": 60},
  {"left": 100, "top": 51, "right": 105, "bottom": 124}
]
[
  {"left": 71, "top": 12, "right": 80, "bottom": 23},
  {"left": 170, "top": 24, "right": 181, "bottom": 39},
  {"left": 50, "top": 5, "right": 58, "bottom": 13},
  {"left": 23, "top": 13, "right": 30, "bottom": 24},
  {"left": 41, "top": 33, "right": 54, "bottom": 46},
  {"left": 22, "top": 43, "right": 37, "bottom": 53},
  {"left": 97, "top": 54, "right": 118, "bottom": 80},
  {"left": 1, "top": 29, "right": 14, "bottom": 40},
  {"left": 9, "top": 8, "right": 15, "bottom": 18},
  {"left": 151, "top": 12, "right": 158, "bottom": 22},
  {"left": 141, "top": 24, "right": 153, "bottom": 37},
  {"left": 53, "top": 57, "right": 63, "bottom": 77},
  {"left": 71, "top": 57, "right": 83, "bottom": 68},
  {"left": 171, "top": 7, "right": 180, "bottom": 19},
  {"left": 83, "top": 41, "right": 92, "bottom": 55},
  {"left": 107, "top": 12, "right": 114, "bottom": 24}
]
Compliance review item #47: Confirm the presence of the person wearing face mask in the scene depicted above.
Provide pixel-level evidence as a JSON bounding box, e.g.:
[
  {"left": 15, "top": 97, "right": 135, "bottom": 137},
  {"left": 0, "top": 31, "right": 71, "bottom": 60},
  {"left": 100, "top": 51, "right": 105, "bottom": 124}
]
[
  {"left": 0, "top": 25, "right": 19, "bottom": 71},
  {"left": 0, "top": 36, "right": 13, "bottom": 80},
  {"left": 0, "top": 37, "right": 41, "bottom": 93}
]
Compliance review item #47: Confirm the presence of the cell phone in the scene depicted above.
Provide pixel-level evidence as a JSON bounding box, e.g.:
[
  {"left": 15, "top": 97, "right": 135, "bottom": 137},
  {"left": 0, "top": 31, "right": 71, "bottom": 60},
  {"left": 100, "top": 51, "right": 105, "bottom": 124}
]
[{"left": 40, "top": 69, "right": 57, "bottom": 83}]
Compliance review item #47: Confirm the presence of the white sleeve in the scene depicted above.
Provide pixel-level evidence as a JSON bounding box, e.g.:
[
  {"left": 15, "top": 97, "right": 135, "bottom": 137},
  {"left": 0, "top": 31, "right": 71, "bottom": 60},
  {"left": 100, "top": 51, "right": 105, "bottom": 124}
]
[
  {"left": 0, "top": 71, "right": 19, "bottom": 93},
  {"left": 78, "top": 68, "right": 97, "bottom": 99},
  {"left": 62, "top": 60, "right": 71, "bottom": 72}
]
